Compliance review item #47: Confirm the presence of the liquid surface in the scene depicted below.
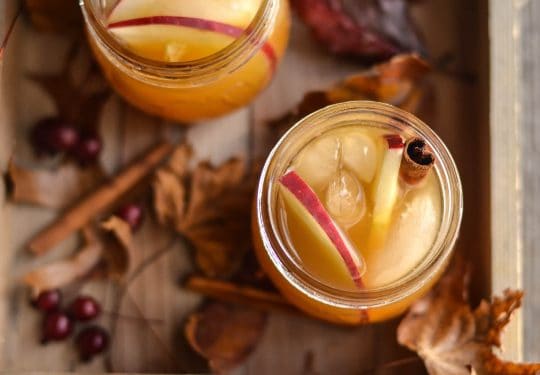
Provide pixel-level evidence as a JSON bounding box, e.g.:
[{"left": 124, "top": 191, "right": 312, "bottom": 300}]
[
  {"left": 107, "top": 0, "right": 263, "bottom": 62},
  {"left": 277, "top": 125, "right": 443, "bottom": 291}
]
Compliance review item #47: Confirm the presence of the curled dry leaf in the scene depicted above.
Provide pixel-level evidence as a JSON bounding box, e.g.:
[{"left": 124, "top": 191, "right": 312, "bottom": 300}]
[
  {"left": 153, "top": 145, "right": 191, "bottom": 229},
  {"left": 153, "top": 145, "right": 254, "bottom": 278},
  {"left": 29, "top": 43, "right": 110, "bottom": 129},
  {"left": 268, "top": 54, "right": 430, "bottom": 143},
  {"left": 185, "top": 302, "right": 267, "bottom": 373},
  {"left": 397, "top": 260, "right": 540, "bottom": 375},
  {"left": 101, "top": 216, "right": 140, "bottom": 280},
  {"left": 292, "top": 0, "right": 425, "bottom": 62},
  {"left": 23, "top": 227, "right": 102, "bottom": 295},
  {"left": 6, "top": 160, "right": 104, "bottom": 209}
]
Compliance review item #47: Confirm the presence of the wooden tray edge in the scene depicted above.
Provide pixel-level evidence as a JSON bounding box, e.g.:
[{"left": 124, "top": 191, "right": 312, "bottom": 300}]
[{"left": 489, "top": 0, "right": 524, "bottom": 361}]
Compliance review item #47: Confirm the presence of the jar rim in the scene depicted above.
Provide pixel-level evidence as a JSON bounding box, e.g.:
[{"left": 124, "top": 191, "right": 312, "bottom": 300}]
[
  {"left": 255, "top": 101, "right": 463, "bottom": 310},
  {"left": 79, "top": 0, "right": 278, "bottom": 85}
]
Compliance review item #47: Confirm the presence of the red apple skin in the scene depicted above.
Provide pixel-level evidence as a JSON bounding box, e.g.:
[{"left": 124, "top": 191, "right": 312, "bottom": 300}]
[
  {"left": 279, "top": 170, "right": 364, "bottom": 288},
  {"left": 383, "top": 134, "right": 404, "bottom": 149}
]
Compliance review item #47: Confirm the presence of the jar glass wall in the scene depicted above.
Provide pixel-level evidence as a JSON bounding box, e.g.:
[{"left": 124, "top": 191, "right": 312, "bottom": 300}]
[
  {"left": 80, "top": 0, "right": 290, "bottom": 123},
  {"left": 253, "top": 101, "right": 463, "bottom": 324}
]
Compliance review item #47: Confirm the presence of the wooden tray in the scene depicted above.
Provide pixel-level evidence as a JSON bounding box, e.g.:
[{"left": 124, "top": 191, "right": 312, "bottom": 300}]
[{"left": 0, "top": 0, "right": 525, "bottom": 373}]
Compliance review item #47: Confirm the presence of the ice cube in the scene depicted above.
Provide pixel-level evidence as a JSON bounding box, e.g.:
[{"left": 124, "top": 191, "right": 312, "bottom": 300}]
[
  {"left": 363, "top": 176, "right": 442, "bottom": 288},
  {"left": 325, "top": 169, "right": 366, "bottom": 226},
  {"left": 292, "top": 130, "right": 377, "bottom": 194},
  {"left": 165, "top": 42, "right": 187, "bottom": 62}
]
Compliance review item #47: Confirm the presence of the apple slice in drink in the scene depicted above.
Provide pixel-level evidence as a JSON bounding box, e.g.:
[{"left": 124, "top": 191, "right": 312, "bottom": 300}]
[
  {"left": 279, "top": 170, "right": 366, "bottom": 289},
  {"left": 363, "top": 173, "right": 442, "bottom": 287},
  {"left": 108, "top": 24, "right": 233, "bottom": 61},
  {"left": 107, "top": 0, "right": 276, "bottom": 63},
  {"left": 108, "top": 0, "right": 261, "bottom": 29},
  {"left": 368, "top": 134, "right": 404, "bottom": 250}
]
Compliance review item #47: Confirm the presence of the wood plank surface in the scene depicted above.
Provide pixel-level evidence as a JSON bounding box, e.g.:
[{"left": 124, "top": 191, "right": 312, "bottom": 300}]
[
  {"left": 0, "top": 0, "right": 22, "bottom": 368},
  {"left": 516, "top": 0, "right": 540, "bottom": 363},
  {"left": 489, "top": 0, "right": 524, "bottom": 361},
  {"left": 0, "top": 0, "right": 525, "bottom": 373}
]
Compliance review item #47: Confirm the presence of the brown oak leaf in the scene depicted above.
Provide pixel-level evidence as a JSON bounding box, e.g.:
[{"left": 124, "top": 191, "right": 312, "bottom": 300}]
[
  {"left": 268, "top": 54, "right": 431, "bottom": 144},
  {"left": 292, "top": 0, "right": 425, "bottom": 62},
  {"left": 6, "top": 160, "right": 104, "bottom": 208},
  {"left": 397, "top": 261, "right": 540, "bottom": 375},
  {"left": 185, "top": 302, "right": 267, "bottom": 373},
  {"left": 23, "top": 227, "right": 103, "bottom": 295},
  {"left": 152, "top": 145, "right": 254, "bottom": 278}
]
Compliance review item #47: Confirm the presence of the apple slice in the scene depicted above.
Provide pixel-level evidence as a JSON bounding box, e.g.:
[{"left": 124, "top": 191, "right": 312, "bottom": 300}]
[
  {"left": 108, "top": 23, "right": 234, "bottom": 61},
  {"left": 363, "top": 173, "right": 442, "bottom": 287},
  {"left": 108, "top": 0, "right": 261, "bottom": 29},
  {"left": 368, "top": 134, "right": 404, "bottom": 249},
  {"left": 279, "top": 170, "right": 366, "bottom": 288},
  {"left": 107, "top": 0, "right": 277, "bottom": 66}
]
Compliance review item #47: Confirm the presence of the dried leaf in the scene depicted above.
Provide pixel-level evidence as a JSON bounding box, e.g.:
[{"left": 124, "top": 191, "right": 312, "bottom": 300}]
[
  {"left": 397, "top": 261, "right": 540, "bottom": 375},
  {"left": 29, "top": 44, "right": 110, "bottom": 129},
  {"left": 153, "top": 145, "right": 191, "bottom": 228},
  {"left": 292, "top": 0, "right": 425, "bottom": 62},
  {"left": 101, "top": 216, "right": 140, "bottom": 279},
  {"left": 268, "top": 54, "right": 430, "bottom": 143},
  {"left": 6, "top": 160, "right": 104, "bottom": 208},
  {"left": 23, "top": 227, "right": 102, "bottom": 295},
  {"left": 185, "top": 302, "right": 267, "bottom": 373},
  {"left": 153, "top": 145, "right": 254, "bottom": 278}
]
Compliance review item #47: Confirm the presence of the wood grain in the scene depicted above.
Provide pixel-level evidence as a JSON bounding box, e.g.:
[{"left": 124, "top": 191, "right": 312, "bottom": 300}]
[
  {"left": 0, "top": 0, "right": 529, "bottom": 373},
  {"left": 489, "top": 0, "right": 524, "bottom": 362},
  {"left": 516, "top": 0, "right": 540, "bottom": 363},
  {"left": 0, "top": 0, "right": 22, "bottom": 368}
]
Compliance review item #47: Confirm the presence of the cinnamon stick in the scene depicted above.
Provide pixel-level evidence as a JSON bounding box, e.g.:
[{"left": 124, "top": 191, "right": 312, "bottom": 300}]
[
  {"left": 400, "top": 137, "right": 435, "bottom": 185},
  {"left": 184, "top": 276, "right": 298, "bottom": 315},
  {"left": 29, "top": 142, "right": 174, "bottom": 255}
]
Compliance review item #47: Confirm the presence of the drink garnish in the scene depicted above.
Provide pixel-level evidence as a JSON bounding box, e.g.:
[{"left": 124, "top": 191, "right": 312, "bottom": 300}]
[
  {"left": 368, "top": 134, "right": 404, "bottom": 250},
  {"left": 279, "top": 170, "right": 366, "bottom": 288},
  {"left": 400, "top": 137, "right": 435, "bottom": 186}
]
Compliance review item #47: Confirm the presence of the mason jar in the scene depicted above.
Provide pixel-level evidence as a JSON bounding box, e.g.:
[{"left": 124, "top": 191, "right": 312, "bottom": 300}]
[
  {"left": 80, "top": 0, "right": 290, "bottom": 123},
  {"left": 253, "top": 101, "right": 463, "bottom": 324}
]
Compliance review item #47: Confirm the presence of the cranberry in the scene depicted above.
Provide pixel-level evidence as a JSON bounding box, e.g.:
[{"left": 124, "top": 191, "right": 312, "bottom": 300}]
[
  {"left": 42, "top": 312, "right": 73, "bottom": 343},
  {"left": 32, "top": 289, "right": 62, "bottom": 312},
  {"left": 76, "top": 326, "right": 109, "bottom": 361},
  {"left": 68, "top": 296, "right": 101, "bottom": 321},
  {"left": 115, "top": 203, "right": 144, "bottom": 231},
  {"left": 71, "top": 131, "right": 102, "bottom": 165},
  {"left": 30, "top": 117, "right": 79, "bottom": 156}
]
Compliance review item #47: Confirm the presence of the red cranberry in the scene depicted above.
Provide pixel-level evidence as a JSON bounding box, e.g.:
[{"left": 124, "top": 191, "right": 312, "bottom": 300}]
[
  {"left": 68, "top": 296, "right": 101, "bottom": 321},
  {"left": 30, "top": 117, "right": 79, "bottom": 156},
  {"left": 115, "top": 203, "right": 144, "bottom": 231},
  {"left": 71, "top": 132, "right": 102, "bottom": 165},
  {"left": 33, "top": 289, "right": 62, "bottom": 312},
  {"left": 76, "top": 326, "right": 109, "bottom": 361},
  {"left": 42, "top": 311, "right": 73, "bottom": 343}
]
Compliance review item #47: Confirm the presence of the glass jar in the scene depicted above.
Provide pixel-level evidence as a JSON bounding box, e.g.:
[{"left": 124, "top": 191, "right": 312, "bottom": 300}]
[
  {"left": 253, "top": 101, "right": 463, "bottom": 324},
  {"left": 80, "top": 0, "right": 290, "bottom": 123}
]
